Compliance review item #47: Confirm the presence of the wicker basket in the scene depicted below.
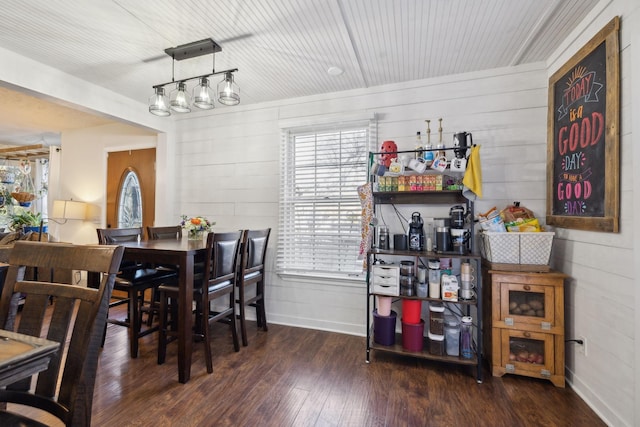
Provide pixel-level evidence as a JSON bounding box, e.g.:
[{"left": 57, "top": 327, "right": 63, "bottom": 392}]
[
  {"left": 480, "top": 231, "right": 555, "bottom": 265},
  {"left": 11, "top": 192, "right": 36, "bottom": 203}
]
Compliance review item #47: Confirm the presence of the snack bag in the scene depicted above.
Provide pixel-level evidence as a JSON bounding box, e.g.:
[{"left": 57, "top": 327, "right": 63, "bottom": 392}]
[
  {"left": 505, "top": 217, "right": 541, "bottom": 232},
  {"left": 500, "top": 202, "right": 535, "bottom": 223}
]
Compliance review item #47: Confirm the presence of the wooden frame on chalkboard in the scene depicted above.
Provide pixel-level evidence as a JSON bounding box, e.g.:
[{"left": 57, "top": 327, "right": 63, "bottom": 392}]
[{"left": 546, "top": 16, "right": 620, "bottom": 233}]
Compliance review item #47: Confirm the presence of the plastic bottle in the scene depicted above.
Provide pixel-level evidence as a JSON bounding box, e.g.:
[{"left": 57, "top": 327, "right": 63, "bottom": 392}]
[
  {"left": 461, "top": 316, "right": 473, "bottom": 358},
  {"left": 414, "top": 131, "right": 422, "bottom": 159}
]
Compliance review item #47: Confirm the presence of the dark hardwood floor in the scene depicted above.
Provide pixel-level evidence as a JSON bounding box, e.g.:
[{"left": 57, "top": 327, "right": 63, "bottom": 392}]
[{"left": 14, "top": 305, "right": 605, "bottom": 426}]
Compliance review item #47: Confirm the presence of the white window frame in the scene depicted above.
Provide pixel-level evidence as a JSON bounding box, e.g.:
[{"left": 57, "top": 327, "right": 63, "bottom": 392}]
[{"left": 277, "top": 114, "right": 376, "bottom": 281}]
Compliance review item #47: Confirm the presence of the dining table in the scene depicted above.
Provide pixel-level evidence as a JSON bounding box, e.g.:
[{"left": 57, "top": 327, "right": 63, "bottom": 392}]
[
  {"left": 0, "top": 329, "right": 60, "bottom": 387},
  {"left": 117, "top": 238, "right": 207, "bottom": 383}
]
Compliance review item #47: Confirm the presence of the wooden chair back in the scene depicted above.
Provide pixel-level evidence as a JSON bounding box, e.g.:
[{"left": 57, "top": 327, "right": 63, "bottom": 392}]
[
  {"left": 239, "top": 228, "right": 271, "bottom": 280},
  {"left": 147, "top": 225, "right": 182, "bottom": 240},
  {"left": 97, "top": 227, "right": 143, "bottom": 244},
  {"left": 96, "top": 227, "right": 146, "bottom": 274},
  {"left": 205, "top": 231, "right": 243, "bottom": 287},
  {"left": 0, "top": 241, "right": 124, "bottom": 427}
]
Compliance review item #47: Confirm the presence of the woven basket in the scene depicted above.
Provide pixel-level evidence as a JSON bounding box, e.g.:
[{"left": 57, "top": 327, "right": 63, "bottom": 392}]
[{"left": 11, "top": 192, "right": 36, "bottom": 203}]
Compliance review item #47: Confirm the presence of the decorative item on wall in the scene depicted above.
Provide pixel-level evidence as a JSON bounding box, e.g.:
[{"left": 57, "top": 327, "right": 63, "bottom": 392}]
[
  {"left": 149, "top": 38, "right": 240, "bottom": 116},
  {"left": 546, "top": 16, "right": 620, "bottom": 232}
]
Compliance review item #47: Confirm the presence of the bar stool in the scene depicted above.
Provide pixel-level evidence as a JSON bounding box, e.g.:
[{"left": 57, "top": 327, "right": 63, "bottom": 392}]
[
  {"left": 145, "top": 225, "right": 182, "bottom": 325},
  {"left": 97, "top": 227, "right": 178, "bottom": 358},
  {"left": 236, "top": 228, "right": 271, "bottom": 346},
  {"left": 157, "top": 230, "right": 242, "bottom": 373}
]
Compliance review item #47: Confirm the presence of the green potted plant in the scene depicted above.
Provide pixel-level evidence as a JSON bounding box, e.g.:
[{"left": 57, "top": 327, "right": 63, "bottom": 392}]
[{"left": 9, "top": 208, "right": 46, "bottom": 233}]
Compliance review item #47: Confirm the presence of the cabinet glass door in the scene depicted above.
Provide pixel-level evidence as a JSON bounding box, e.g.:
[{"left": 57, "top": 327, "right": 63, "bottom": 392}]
[
  {"left": 500, "top": 329, "right": 554, "bottom": 375},
  {"left": 499, "top": 282, "right": 555, "bottom": 328}
]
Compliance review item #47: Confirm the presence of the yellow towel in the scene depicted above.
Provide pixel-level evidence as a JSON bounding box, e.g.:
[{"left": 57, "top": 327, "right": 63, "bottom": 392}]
[{"left": 462, "top": 145, "right": 482, "bottom": 199}]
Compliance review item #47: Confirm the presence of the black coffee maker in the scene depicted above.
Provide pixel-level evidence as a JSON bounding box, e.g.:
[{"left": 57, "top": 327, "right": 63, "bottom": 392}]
[
  {"left": 408, "top": 212, "right": 425, "bottom": 251},
  {"left": 449, "top": 205, "right": 466, "bottom": 229},
  {"left": 449, "top": 205, "right": 469, "bottom": 254}
]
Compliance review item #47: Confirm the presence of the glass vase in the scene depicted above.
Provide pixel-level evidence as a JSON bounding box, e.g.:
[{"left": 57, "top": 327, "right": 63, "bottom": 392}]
[{"left": 188, "top": 230, "right": 204, "bottom": 241}]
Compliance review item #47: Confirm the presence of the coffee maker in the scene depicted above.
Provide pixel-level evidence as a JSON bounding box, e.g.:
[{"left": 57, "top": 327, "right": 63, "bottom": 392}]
[{"left": 449, "top": 205, "right": 470, "bottom": 254}]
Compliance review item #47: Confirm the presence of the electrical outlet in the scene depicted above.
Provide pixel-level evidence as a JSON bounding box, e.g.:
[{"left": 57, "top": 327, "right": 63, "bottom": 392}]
[{"left": 577, "top": 335, "right": 587, "bottom": 356}]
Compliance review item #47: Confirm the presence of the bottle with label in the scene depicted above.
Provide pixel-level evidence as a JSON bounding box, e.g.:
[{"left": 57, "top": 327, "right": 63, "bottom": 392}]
[
  {"left": 414, "top": 131, "right": 422, "bottom": 159},
  {"left": 461, "top": 316, "right": 473, "bottom": 359},
  {"left": 424, "top": 119, "right": 434, "bottom": 166},
  {"left": 424, "top": 142, "right": 434, "bottom": 166},
  {"left": 437, "top": 118, "right": 446, "bottom": 158}
]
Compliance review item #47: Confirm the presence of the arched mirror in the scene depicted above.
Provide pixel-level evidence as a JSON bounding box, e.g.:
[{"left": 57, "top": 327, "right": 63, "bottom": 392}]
[{"left": 117, "top": 168, "right": 143, "bottom": 228}]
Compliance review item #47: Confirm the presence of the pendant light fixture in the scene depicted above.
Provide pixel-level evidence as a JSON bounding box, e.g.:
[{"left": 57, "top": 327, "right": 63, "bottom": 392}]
[
  {"left": 217, "top": 71, "right": 240, "bottom": 106},
  {"left": 169, "top": 81, "right": 191, "bottom": 113},
  {"left": 193, "top": 77, "right": 214, "bottom": 110},
  {"left": 149, "top": 87, "right": 170, "bottom": 116},
  {"left": 149, "top": 38, "right": 240, "bottom": 116}
]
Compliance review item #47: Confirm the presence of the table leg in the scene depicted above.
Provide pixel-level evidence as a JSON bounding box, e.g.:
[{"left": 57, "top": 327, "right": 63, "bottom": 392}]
[{"left": 177, "top": 254, "right": 194, "bottom": 383}]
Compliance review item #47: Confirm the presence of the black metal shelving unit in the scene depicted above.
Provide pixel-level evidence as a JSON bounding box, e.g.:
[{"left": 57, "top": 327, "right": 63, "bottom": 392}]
[{"left": 365, "top": 149, "right": 483, "bottom": 383}]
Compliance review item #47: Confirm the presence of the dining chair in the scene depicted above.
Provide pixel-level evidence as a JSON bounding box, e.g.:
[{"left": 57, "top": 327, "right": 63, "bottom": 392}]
[
  {"left": 97, "top": 227, "right": 178, "bottom": 358},
  {"left": 236, "top": 228, "right": 271, "bottom": 346},
  {"left": 144, "top": 225, "right": 182, "bottom": 325},
  {"left": 147, "top": 225, "right": 182, "bottom": 240},
  {"left": 157, "top": 230, "right": 242, "bottom": 373},
  {"left": 0, "top": 241, "right": 124, "bottom": 427}
]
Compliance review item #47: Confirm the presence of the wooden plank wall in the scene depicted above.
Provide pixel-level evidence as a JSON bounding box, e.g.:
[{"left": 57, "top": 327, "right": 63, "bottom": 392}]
[
  {"left": 543, "top": 2, "right": 636, "bottom": 426},
  {"left": 174, "top": 61, "right": 550, "bottom": 335},
  {"left": 174, "top": 7, "right": 635, "bottom": 420}
]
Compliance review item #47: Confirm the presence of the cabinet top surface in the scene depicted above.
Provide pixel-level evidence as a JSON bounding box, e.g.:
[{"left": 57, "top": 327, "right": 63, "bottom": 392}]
[{"left": 487, "top": 269, "right": 568, "bottom": 279}]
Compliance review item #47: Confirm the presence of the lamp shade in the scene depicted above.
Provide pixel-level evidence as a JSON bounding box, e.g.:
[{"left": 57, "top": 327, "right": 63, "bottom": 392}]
[
  {"left": 170, "top": 82, "right": 191, "bottom": 113},
  {"left": 149, "top": 87, "right": 171, "bottom": 116},
  {"left": 51, "top": 200, "right": 87, "bottom": 220},
  {"left": 217, "top": 71, "right": 240, "bottom": 105},
  {"left": 192, "top": 77, "right": 215, "bottom": 110}
]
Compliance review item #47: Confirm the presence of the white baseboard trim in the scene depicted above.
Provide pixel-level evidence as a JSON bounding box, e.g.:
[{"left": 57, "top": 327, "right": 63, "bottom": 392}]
[
  {"left": 246, "top": 312, "right": 366, "bottom": 337},
  {"left": 566, "top": 367, "right": 623, "bottom": 427}
]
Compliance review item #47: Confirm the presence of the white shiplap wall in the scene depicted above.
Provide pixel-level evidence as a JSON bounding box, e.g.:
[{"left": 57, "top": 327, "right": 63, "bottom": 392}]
[
  {"left": 173, "top": 3, "right": 637, "bottom": 421},
  {"left": 544, "top": 1, "right": 637, "bottom": 426},
  {"left": 172, "top": 62, "right": 551, "bottom": 336}
]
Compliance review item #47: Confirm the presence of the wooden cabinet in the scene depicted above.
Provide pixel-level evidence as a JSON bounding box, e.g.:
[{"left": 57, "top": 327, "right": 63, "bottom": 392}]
[{"left": 482, "top": 269, "right": 567, "bottom": 387}]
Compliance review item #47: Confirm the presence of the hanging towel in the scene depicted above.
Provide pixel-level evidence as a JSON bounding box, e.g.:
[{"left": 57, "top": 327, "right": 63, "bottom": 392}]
[
  {"left": 357, "top": 182, "right": 374, "bottom": 269},
  {"left": 462, "top": 145, "right": 483, "bottom": 200}
]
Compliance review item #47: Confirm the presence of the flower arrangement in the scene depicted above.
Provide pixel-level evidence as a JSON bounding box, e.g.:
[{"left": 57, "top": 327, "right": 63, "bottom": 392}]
[{"left": 181, "top": 215, "right": 214, "bottom": 239}]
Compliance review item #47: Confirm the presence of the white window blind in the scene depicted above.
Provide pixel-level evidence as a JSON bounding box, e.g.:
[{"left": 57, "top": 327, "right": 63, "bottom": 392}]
[{"left": 278, "top": 118, "right": 376, "bottom": 278}]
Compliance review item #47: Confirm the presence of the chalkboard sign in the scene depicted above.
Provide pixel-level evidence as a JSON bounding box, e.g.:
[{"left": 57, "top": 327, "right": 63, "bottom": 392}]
[{"left": 546, "top": 17, "right": 620, "bottom": 232}]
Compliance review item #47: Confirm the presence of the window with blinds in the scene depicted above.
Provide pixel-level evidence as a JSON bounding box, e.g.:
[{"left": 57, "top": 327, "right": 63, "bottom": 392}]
[{"left": 278, "top": 119, "right": 375, "bottom": 279}]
